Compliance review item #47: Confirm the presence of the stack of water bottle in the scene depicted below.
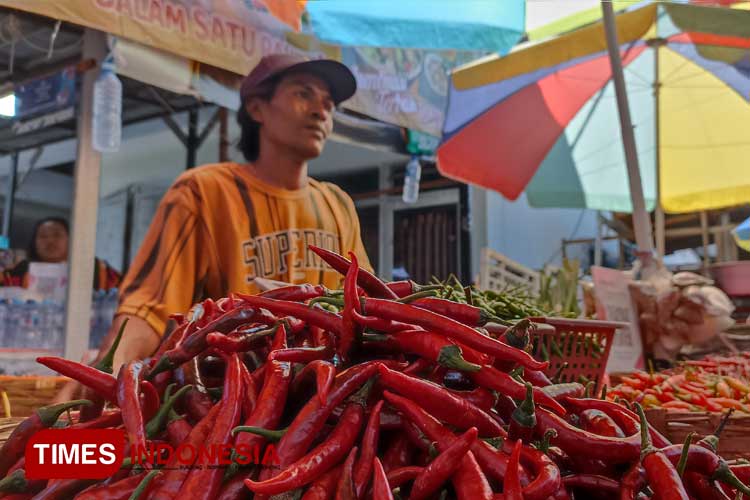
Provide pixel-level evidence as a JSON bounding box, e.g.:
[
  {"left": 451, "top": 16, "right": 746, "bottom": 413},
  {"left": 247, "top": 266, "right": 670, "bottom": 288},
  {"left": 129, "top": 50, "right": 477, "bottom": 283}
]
[{"left": 0, "top": 289, "right": 119, "bottom": 353}]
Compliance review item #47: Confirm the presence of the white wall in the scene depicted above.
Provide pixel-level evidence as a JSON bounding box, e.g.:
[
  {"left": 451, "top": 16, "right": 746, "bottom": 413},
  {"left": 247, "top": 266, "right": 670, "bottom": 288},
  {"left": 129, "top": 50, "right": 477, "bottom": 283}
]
[{"left": 482, "top": 189, "right": 600, "bottom": 271}]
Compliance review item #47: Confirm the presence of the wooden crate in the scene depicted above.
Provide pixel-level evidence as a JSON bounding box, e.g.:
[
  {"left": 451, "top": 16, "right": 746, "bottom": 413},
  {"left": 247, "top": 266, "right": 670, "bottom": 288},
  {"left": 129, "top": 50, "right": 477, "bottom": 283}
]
[
  {"left": 646, "top": 408, "right": 750, "bottom": 459},
  {"left": 0, "top": 376, "right": 69, "bottom": 418}
]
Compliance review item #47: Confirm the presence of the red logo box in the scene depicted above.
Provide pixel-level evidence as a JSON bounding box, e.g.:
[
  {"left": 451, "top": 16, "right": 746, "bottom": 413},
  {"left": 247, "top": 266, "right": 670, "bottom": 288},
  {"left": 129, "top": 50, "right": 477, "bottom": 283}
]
[{"left": 25, "top": 429, "right": 126, "bottom": 479}]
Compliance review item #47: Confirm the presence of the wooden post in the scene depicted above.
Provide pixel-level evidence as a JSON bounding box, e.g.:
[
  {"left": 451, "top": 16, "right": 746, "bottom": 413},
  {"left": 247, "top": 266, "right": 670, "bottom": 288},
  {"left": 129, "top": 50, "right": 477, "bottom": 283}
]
[
  {"left": 700, "top": 211, "right": 710, "bottom": 271},
  {"left": 63, "top": 29, "right": 106, "bottom": 362},
  {"left": 1, "top": 152, "right": 18, "bottom": 238}
]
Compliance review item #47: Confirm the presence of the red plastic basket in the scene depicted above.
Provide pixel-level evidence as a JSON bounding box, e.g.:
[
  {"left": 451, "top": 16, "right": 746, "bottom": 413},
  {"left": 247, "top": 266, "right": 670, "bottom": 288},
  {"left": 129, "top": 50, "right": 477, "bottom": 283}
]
[{"left": 529, "top": 317, "right": 627, "bottom": 393}]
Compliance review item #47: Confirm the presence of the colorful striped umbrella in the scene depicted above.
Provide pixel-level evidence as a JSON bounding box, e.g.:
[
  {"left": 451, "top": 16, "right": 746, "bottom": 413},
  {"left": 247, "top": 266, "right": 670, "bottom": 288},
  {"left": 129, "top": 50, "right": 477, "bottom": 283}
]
[{"left": 437, "top": 2, "right": 750, "bottom": 215}]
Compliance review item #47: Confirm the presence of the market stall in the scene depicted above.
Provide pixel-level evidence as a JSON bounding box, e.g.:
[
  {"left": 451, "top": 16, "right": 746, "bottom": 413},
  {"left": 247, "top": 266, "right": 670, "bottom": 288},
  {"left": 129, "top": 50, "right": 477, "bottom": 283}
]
[{"left": 1, "top": 248, "right": 749, "bottom": 498}]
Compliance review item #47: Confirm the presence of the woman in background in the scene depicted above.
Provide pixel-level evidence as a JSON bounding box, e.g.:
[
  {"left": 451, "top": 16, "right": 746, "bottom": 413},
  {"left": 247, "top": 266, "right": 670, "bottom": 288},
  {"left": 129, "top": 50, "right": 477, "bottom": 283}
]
[{"left": 0, "top": 217, "right": 121, "bottom": 290}]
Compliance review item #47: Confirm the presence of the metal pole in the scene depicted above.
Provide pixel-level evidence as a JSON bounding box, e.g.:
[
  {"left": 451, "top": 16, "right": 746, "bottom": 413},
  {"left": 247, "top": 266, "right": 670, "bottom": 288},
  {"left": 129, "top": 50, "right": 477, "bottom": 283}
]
[
  {"left": 186, "top": 109, "right": 198, "bottom": 169},
  {"left": 652, "top": 40, "right": 666, "bottom": 260},
  {"left": 64, "top": 28, "right": 106, "bottom": 362},
  {"left": 601, "top": 1, "right": 654, "bottom": 254},
  {"left": 1, "top": 152, "right": 19, "bottom": 238}
]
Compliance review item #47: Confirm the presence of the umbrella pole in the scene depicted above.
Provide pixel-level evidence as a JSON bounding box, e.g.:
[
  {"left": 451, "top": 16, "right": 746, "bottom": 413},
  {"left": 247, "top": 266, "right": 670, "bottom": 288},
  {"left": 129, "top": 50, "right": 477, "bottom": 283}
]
[
  {"left": 652, "top": 40, "right": 666, "bottom": 261},
  {"left": 601, "top": 1, "right": 654, "bottom": 256}
]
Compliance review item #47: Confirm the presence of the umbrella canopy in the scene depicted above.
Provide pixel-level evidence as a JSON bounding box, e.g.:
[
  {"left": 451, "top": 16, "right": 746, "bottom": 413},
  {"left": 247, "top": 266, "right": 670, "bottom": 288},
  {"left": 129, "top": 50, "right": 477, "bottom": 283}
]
[
  {"left": 305, "top": 0, "right": 525, "bottom": 52},
  {"left": 437, "top": 2, "right": 750, "bottom": 214},
  {"left": 735, "top": 216, "right": 750, "bottom": 252}
]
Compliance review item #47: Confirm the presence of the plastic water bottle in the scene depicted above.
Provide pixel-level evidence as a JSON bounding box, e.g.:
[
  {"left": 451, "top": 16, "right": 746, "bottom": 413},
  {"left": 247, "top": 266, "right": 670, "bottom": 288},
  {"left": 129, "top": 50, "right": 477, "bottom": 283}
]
[
  {"left": 402, "top": 156, "right": 422, "bottom": 204},
  {"left": 92, "top": 57, "right": 122, "bottom": 153}
]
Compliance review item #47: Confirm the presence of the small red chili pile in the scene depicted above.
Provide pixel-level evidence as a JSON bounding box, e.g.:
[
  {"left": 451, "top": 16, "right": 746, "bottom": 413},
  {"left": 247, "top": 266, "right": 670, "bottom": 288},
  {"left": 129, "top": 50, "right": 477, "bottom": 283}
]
[
  {"left": 608, "top": 355, "right": 750, "bottom": 413},
  {"left": 1, "top": 246, "right": 750, "bottom": 499}
]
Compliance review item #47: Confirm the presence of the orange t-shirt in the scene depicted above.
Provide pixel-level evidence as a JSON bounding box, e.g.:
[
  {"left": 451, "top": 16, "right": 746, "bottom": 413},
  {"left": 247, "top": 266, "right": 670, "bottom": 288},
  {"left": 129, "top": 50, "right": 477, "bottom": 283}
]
[{"left": 117, "top": 162, "right": 371, "bottom": 336}]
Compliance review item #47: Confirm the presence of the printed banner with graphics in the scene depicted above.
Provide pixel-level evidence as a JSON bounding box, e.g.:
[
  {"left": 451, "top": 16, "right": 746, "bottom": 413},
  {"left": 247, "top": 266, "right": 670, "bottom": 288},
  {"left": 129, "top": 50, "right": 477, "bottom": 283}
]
[
  {"left": 0, "top": 0, "right": 295, "bottom": 76},
  {"left": 3, "top": 1, "right": 483, "bottom": 134}
]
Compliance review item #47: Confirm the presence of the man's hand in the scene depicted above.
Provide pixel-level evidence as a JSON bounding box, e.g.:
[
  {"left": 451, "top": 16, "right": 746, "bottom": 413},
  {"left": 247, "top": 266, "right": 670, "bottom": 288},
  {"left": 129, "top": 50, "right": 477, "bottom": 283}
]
[{"left": 51, "top": 314, "right": 161, "bottom": 404}]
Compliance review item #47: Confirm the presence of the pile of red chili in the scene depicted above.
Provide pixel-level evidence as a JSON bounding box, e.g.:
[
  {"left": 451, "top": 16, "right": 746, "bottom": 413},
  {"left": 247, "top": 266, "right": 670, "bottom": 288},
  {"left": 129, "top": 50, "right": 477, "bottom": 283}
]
[
  {"left": 1, "top": 247, "right": 750, "bottom": 499},
  {"left": 608, "top": 355, "right": 750, "bottom": 413}
]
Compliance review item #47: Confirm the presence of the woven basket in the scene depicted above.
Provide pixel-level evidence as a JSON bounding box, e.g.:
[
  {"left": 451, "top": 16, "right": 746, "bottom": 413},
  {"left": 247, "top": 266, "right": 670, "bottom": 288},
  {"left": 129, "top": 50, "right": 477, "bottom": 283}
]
[
  {"left": 0, "top": 417, "right": 25, "bottom": 447},
  {"left": 0, "top": 375, "right": 70, "bottom": 418},
  {"left": 646, "top": 408, "right": 750, "bottom": 459}
]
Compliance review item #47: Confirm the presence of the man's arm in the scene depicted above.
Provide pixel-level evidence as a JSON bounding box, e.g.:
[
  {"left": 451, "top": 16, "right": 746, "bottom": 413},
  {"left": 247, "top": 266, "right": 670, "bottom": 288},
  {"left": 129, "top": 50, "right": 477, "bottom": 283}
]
[{"left": 52, "top": 314, "right": 160, "bottom": 403}]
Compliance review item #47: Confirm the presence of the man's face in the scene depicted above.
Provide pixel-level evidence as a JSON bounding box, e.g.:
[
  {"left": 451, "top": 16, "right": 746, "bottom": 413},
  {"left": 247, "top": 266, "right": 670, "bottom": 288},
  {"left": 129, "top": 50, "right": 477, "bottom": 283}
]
[{"left": 248, "top": 72, "right": 335, "bottom": 160}]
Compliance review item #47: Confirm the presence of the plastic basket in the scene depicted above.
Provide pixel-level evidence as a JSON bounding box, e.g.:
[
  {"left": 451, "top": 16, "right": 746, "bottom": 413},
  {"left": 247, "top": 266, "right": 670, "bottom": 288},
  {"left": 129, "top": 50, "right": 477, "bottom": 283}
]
[{"left": 529, "top": 317, "right": 627, "bottom": 393}]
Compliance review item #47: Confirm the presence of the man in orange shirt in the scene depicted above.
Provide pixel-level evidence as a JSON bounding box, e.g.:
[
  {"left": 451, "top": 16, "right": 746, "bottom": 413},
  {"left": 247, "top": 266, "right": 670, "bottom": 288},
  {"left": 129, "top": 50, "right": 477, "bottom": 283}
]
[{"left": 59, "top": 54, "right": 371, "bottom": 393}]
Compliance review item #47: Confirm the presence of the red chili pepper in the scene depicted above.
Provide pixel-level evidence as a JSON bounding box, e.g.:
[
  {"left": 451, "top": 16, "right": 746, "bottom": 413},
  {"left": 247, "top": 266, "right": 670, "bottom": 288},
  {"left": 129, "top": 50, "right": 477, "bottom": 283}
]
[
  {"left": 177, "top": 354, "right": 244, "bottom": 499},
  {"left": 259, "top": 283, "right": 327, "bottom": 301},
  {"left": 151, "top": 305, "right": 265, "bottom": 377},
  {"left": 411, "top": 297, "right": 498, "bottom": 327},
  {"left": 238, "top": 294, "right": 344, "bottom": 336},
  {"left": 244, "top": 397, "right": 367, "bottom": 495},
  {"left": 214, "top": 472, "right": 252, "bottom": 500},
  {"left": 684, "top": 472, "right": 733, "bottom": 500},
  {"left": 445, "top": 386, "right": 498, "bottom": 413},
  {"left": 29, "top": 479, "right": 96, "bottom": 500},
  {"left": 386, "top": 280, "right": 419, "bottom": 298},
  {"left": 66, "top": 410, "right": 123, "bottom": 430},
  {"left": 471, "top": 366, "right": 567, "bottom": 416},
  {"left": 369, "top": 458, "right": 393, "bottom": 500},
  {"left": 502, "top": 442, "right": 562, "bottom": 500},
  {"left": 239, "top": 361, "right": 257, "bottom": 418},
  {"left": 74, "top": 472, "right": 147, "bottom": 500},
  {"left": 634, "top": 404, "right": 690, "bottom": 500},
  {"left": 300, "top": 467, "right": 341, "bottom": 500},
  {"left": 410, "top": 427, "right": 478, "bottom": 500},
  {"left": 165, "top": 411, "right": 192, "bottom": 447},
  {"left": 116, "top": 360, "right": 149, "bottom": 457},
  {"left": 386, "top": 466, "right": 423, "bottom": 489},
  {"left": 382, "top": 434, "right": 414, "bottom": 473},
  {"left": 308, "top": 245, "right": 398, "bottom": 299},
  {"left": 340, "top": 251, "right": 362, "bottom": 362},
  {"left": 140, "top": 380, "right": 160, "bottom": 422},
  {"left": 148, "top": 404, "right": 220, "bottom": 500},
  {"left": 494, "top": 393, "right": 517, "bottom": 422},
  {"left": 352, "top": 312, "right": 415, "bottom": 333},
  {"left": 232, "top": 328, "right": 292, "bottom": 463},
  {"left": 334, "top": 446, "right": 358, "bottom": 500},
  {"left": 36, "top": 357, "right": 117, "bottom": 402},
  {"left": 270, "top": 361, "right": 380, "bottom": 470},
  {"left": 353, "top": 400, "right": 384, "bottom": 498},
  {"left": 288, "top": 360, "right": 335, "bottom": 406},
  {"left": 535, "top": 407, "right": 640, "bottom": 463},
  {"left": 206, "top": 324, "right": 276, "bottom": 353},
  {"left": 563, "top": 398, "right": 671, "bottom": 448},
  {"left": 561, "top": 474, "right": 619, "bottom": 493},
  {"left": 381, "top": 391, "right": 492, "bottom": 500},
  {"left": 509, "top": 383, "right": 536, "bottom": 443},
  {"left": 183, "top": 386, "right": 214, "bottom": 423},
  {"left": 523, "top": 367, "right": 553, "bottom": 388},
  {"left": 378, "top": 329, "right": 488, "bottom": 371},
  {"left": 503, "top": 440, "right": 524, "bottom": 500},
  {"left": 578, "top": 409, "right": 625, "bottom": 438},
  {"left": 659, "top": 444, "right": 750, "bottom": 496},
  {"left": 620, "top": 463, "right": 647, "bottom": 500},
  {"left": 269, "top": 346, "right": 332, "bottom": 364},
  {"left": 362, "top": 298, "right": 547, "bottom": 371},
  {"left": 541, "top": 383, "right": 585, "bottom": 401},
  {"left": 378, "top": 365, "right": 505, "bottom": 437},
  {"left": 403, "top": 358, "right": 432, "bottom": 376}
]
